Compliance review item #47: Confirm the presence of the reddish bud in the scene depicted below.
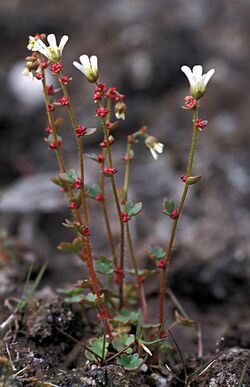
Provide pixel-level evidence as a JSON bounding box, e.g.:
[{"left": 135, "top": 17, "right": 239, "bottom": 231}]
[
  {"left": 97, "top": 154, "right": 104, "bottom": 163},
  {"left": 69, "top": 201, "right": 79, "bottom": 210},
  {"left": 49, "top": 139, "right": 62, "bottom": 149},
  {"left": 60, "top": 75, "right": 71, "bottom": 84},
  {"left": 46, "top": 85, "right": 54, "bottom": 96},
  {"left": 74, "top": 177, "right": 82, "bottom": 189},
  {"left": 80, "top": 225, "right": 91, "bottom": 236},
  {"left": 157, "top": 259, "right": 166, "bottom": 269},
  {"left": 47, "top": 103, "right": 55, "bottom": 112},
  {"left": 170, "top": 209, "right": 179, "bottom": 220},
  {"left": 138, "top": 275, "right": 146, "bottom": 283},
  {"left": 183, "top": 95, "right": 197, "bottom": 110},
  {"left": 102, "top": 167, "right": 117, "bottom": 175},
  {"left": 95, "top": 193, "right": 103, "bottom": 202},
  {"left": 121, "top": 212, "right": 131, "bottom": 223},
  {"left": 160, "top": 330, "right": 168, "bottom": 339},
  {"left": 51, "top": 63, "right": 63, "bottom": 74},
  {"left": 75, "top": 126, "right": 87, "bottom": 137},
  {"left": 181, "top": 175, "right": 187, "bottom": 183},
  {"left": 59, "top": 96, "right": 69, "bottom": 106},
  {"left": 92, "top": 91, "right": 101, "bottom": 102},
  {"left": 45, "top": 126, "right": 53, "bottom": 134},
  {"left": 195, "top": 118, "right": 208, "bottom": 130},
  {"left": 35, "top": 72, "right": 43, "bottom": 80},
  {"left": 40, "top": 60, "right": 48, "bottom": 69},
  {"left": 96, "top": 83, "right": 106, "bottom": 92},
  {"left": 96, "top": 107, "right": 109, "bottom": 117}
]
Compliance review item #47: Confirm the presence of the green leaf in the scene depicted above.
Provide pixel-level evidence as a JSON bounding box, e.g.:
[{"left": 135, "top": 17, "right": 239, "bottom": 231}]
[
  {"left": 113, "top": 333, "right": 135, "bottom": 354},
  {"left": 86, "top": 336, "right": 109, "bottom": 362},
  {"left": 57, "top": 288, "right": 84, "bottom": 303},
  {"left": 117, "top": 353, "right": 143, "bottom": 370},
  {"left": 87, "top": 184, "right": 101, "bottom": 199},
  {"left": 126, "top": 268, "right": 158, "bottom": 279},
  {"left": 82, "top": 292, "right": 104, "bottom": 306},
  {"left": 59, "top": 173, "right": 75, "bottom": 184},
  {"left": 86, "top": 153, "right": 99, "bottom": 162},
  {"left": 47, "top": 133, "right": 62, "bottom": 144},
  {"left": 62, "top": 219, "right": 82, "bottom": 232},
  {"left": 124, "top": 202, "right": 143, "bottom": 217},
  {"left": 95, "top": 256, "right": 113, "bottom": 275},
  {"left": 112, "top": 309, "right": 139, "bottom": 324},
  {"left": 57, "top": 237, "right": 82, "bottom": 253},
  {"left": 163, "top": 198, "right": 175, "bottom": 216},
  {"left": 145, "top": 245, "right": 165, "bottom": 260}
]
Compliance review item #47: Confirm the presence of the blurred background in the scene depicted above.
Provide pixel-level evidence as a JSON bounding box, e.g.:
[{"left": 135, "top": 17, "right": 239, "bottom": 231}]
[{"left": 0, "top": 0, "right": 250, "bottom": 351}]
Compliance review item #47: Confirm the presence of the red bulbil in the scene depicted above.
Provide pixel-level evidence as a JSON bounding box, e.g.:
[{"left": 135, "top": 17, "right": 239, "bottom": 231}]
[
  {"left": 74, "top": 177, "right": 82, "bottom": 189},
  {"left": 95, "top": 83, "right": 106, "bottom": 92},
  {"left": 45, "top": 126, "right": 53, "bottom": 134},
  {"left": 59, "top": 96, "right": 69, "bottom": 106},
  {"left": 104, "top": 86, "right": 117, "bottom": 99},
  {"left": 80, "top": 225, "right": 91, "bottom": 236},
  {"left": 60, "top": 75, "right": 71, "bottom": 84},
  {"left": 96, "top": 107, "right": 109, "bottom": 117},
  {"left": 100, "top": 136, "right": 114, "bottom": 148},
  {"left": 115, "top": 266, "right": 124, "bottom": 278},
  {"left": 49, "top": 139, "right": 62, "bottom": 149},
  {"left": 157, "top": 259, "right": 166, "bottom": 269},
  {"left": 40, "top": 60, "right": 48, "bottom": 69},
  {"left": 75, "top": 126, "right": 87, "bottom": 137},
  {"left": 95, "top": 193, "right": 103, "bottom": 202},
  {"left": 35, "top": 72, "right": 43, "bottom": 80},
  {"left": 138, "top": 275, "right": 146, "bottom": 283},
  {"left": 46, "top": 85, "right": 54, "bottom": 96},
  {"left": 170, "top": 209, "right": 179, "bottom": 220},
  {"left": 121, "top": 212, "right": 131, "bottom": 223},
  {"left": 97, "top": 154, "right": 104, "bottom": 163},
  {"left": 183, "top": 95, "right": 197, "bottom": 109},
  {"left": 160, "top": 330, "right": 168, "bottom": 339},
  {"left": 51, "top": 63, "right": 63, "bottom": 74},
  {"left": 102, "top": 167, "right": 117, "bottom": 175},
  {"left": 181, "top": 175, "right": 187, "bottom": 183},
  {"left": 92, "top": 91, "right": 101, "bottom": 102},
  {"left": 195, "top": 118, "right": 207, "bottom": 130},
  {"left": 47, "top": 103, "right": 55, "bottom": 112},
  {"left": 69, "top": 201, "right": 78, "bottom": 210}
]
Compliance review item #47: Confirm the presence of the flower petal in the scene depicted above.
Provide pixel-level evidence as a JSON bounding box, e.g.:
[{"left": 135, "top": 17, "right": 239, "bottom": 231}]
[
  {"left": 192, "top": 65, "right": 203, "bottom": 80},
  {"left": 79, "top": 54, "right": 90, "bottom": 69},
  {"left": 155, "top": 142, "right": 164, "bottom": 153},
  {"left": 33, "top": 40, "right": 48, "bottom": 57},
  {"left": 90, "top": 55, "right": 98, "bottom": 72},
  {"left": 150, "top": 147, "right": 158, "bottom": 160},
  {"left": 59, "top": 35, "right": 69, "bottom": 53},
  {"left": 181, "top": 65, "right": 195, "bottom": 86},
  {"left": 47, "top": 34, "right": 57, "bottom": 48},
  {"left": 202, "top": 68, "right": 215, "bottom": 87},
  {"left": 73, "top": 61, "right": 84, "bottom": 73}
]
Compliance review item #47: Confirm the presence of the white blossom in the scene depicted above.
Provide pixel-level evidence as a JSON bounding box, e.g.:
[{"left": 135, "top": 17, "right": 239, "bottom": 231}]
[
  {"left": 73, "top": 55, "right": 98, "bottom": 83},
  {"left": 32, "top": 34, "right": 69, "bottom": 62},
  {"left": 145, "top": 136, "right": 164, "bottom": 160},
  {"left": 181, "top": 65, "right": 214, "bottom": 99}
]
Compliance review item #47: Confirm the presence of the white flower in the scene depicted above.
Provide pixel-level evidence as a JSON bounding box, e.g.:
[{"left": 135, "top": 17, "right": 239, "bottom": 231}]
[
  {"left": 73, "top": 55, "right": 98, "bottom": 83},
  {"left": 27, "top": 36, "right": 37, "bottom": 50},
  {"left": 115, "top": 101, "right": 126, "bottom": 120},
  {"left": 181, "top": 65, "right": 214, "bottom": 99},
  {"left": 145, "top": 136, "right": 164, "bottom": 160},
  {"left": 32, "top": 34, "right": 69, "bottom": 62}
]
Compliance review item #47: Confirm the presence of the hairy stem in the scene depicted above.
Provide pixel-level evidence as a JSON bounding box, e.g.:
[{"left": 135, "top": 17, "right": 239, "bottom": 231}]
[
  {"left": 123, "top": 140, "right": 148, "bottom": 322},
  {"left": 99, "top": 102, "right": 125, "bottom": 310},
  {"left": 100, "top": 148, "right": 117, "bottom": 266},
  {"left": 159, "top": 105, "right": 199, "bottom": 325}
]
